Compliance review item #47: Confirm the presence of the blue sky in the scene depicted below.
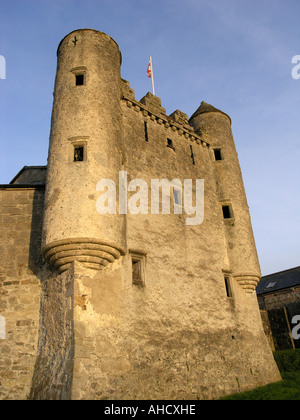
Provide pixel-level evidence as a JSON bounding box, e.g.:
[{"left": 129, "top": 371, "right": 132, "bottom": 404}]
[{"left": 1, "top": 0, "right": 299, "bottom": 275}]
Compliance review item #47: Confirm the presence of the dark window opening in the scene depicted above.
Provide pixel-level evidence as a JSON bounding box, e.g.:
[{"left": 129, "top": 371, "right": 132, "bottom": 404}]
[
  {"left": 225, "top": 276, "right": 233, "bottom": 298},
  {"left": 190, "top": 145, "right": 195, "bottom": 165},
  {"left": 167, "top": 138, "right": 175, "bottom": 151},
  {"left": 174, "top": 189, "right": 181, "bottom": 206},
  {"left": 222, "top": 205, "right": 232, "bottom": 219},
  {"left": 75, "top": 74, "right": 84, "bottom": 86},
  {"left": 132, "top": 259, "right": 143, "bottom": 286},
  {"left": 74, "top": 146, "right": 84, "bottom": 162},
  {"left": 214, "top": 148, "right": 223, "bottom": 161},
  {"left": 144, "top": 121, "right": 149, "bottom": 142}
]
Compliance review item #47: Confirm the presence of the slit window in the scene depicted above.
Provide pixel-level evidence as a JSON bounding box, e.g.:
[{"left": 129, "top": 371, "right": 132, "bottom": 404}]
[
  {"left": 222, "top": 205, "right": 232, "bottom": 219},
  {"left": 75, "top": 74, "right": 85, "bottom": 86},
  {"left": 74, "top": 146, "right": 84, "bottom": 162},
  {"left": 224, "top": 276, "right": 233, "bottom": 298},
  {"left": 214, "top": 148, "right": 223, "bottom": 161},
  {"left": 190, "top": 145, "right": 195, "bottom": 165},
  {"left": 144, "top": 121, "right": 149, "bottom": 142}
]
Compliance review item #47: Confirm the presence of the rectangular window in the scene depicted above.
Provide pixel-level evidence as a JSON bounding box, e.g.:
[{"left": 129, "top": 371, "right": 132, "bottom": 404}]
[
  {"left": 74, "top": 146, "right": 84, "bottom": 162},
  {"left": 174, "top": 188, "right": 182, "bottom": 206},
  {"left": 167, "top": 138, "right": 175, "bottom": 151},
  {"left": 75, "top": 74, "right": 85, "bottom": 86},
  {"left": 222, "top": 205, "right": 232, "bottom": 219},
  {"left": 131, "top": 253, "right": 146, "bottom": 286},
  {"left": 224, "top": 276, "right": 233, "bottom": 298},
  {"left": 214, "top": 148, "right": 223, "bottom": 161}
]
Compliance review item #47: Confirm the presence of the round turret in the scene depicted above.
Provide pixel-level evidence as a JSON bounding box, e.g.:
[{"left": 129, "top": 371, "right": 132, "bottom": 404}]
[
  {"left": 42, "top": 29, "right": 125, "bottom": 273},
  {"left": 190, "top": 102, "right": 261, "bottom": 293}
]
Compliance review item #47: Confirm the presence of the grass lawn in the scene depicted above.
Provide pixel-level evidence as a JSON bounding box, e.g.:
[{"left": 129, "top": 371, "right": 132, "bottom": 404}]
[{"left": 221, "top": 349, "right": 300, "bottom": 400}]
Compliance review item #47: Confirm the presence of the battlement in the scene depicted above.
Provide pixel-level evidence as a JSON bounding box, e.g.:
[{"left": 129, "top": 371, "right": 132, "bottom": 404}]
[{"left": 121, "top": 80, "right": 209, "bottom": 147}]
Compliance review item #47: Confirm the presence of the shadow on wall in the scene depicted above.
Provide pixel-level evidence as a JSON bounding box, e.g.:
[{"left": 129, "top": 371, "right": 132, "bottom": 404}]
[
  {"left": 28, "top": 188, "right": 45, "bottom": 276},
  {"left": 28, "top": 189, "right": 75, "bottom": 400}
]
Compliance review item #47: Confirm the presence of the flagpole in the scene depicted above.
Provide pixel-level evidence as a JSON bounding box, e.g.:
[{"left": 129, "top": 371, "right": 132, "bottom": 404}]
[{"left": 150, "top": 56, "right": 155, "bottom": 96}]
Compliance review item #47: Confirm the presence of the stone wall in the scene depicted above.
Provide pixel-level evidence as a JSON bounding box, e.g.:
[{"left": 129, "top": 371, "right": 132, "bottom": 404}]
[
  {"left": 260, "top": 310, "right": 275, "bottom": 351},
  {"left": 258, "top": 289, "right": 300, "bottom": 350},
  {"left": 29, "top": 267, "right": 74, "bottom": 400},
  {"left": 259, "top": 287, "right": 300, "bottom": 311},
  {"left": 55, "top": 87, "right": 281, "bottom": 400},
  {"left": 0, "top": 187, "right": 44, "bottom": 400}
]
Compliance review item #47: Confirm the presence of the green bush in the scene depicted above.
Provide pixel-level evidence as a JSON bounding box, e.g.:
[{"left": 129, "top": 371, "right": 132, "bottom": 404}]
[{"left": 274, "top": 348, "right": 300, "bottom": 372}]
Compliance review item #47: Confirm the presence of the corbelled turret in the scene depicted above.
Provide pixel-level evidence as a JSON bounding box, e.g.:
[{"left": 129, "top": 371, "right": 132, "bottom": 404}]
[
  {"left": 42, "top": 29, "right": 125, "bottom": 273},
  {"left": 190, "top": 101, "right": 261, "bottom": 293}
]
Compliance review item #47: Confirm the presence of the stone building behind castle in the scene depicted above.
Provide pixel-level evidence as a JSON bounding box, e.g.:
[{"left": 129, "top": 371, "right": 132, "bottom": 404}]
[
  {"left": 257, "top": 266, "right": 300, "bottom": 351},
  {"left": 0, "top": 29, "right": 281, "bottom": 400}
]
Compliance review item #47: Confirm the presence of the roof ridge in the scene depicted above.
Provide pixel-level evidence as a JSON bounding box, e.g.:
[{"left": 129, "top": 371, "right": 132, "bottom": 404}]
[{"left": 261, "top": 266, "right": 300, "bottom": 279}]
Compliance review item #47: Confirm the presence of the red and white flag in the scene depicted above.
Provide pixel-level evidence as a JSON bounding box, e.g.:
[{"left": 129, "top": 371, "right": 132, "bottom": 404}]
[
  {"left": 147, "top": 56, "right": 155, "bottom": 95},
  {"left": 147, "top": 57, "right": 152, "bottom": 78}
]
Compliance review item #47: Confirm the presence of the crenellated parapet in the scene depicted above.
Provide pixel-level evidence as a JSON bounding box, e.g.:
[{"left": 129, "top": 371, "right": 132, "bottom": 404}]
[{"left": 121, "top": 84, "right": 210, "bottom": 148}]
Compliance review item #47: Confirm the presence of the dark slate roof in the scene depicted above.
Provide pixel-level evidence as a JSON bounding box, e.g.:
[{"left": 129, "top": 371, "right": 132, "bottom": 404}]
[
  {"left": 9, "top": 166, "right": 47, "bottom": 185},
  {"left": 256, "top": 266, "right": 300, "bottom": 295},
  {"left": 189, "top": 101, "right": 231, "bottom": 123}
]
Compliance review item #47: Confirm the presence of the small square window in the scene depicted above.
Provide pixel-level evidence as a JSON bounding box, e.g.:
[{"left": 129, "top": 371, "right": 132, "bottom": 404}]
[
  {"left": 75, "top": 74, "right": 85, "bottom": 86},
  {"left": 74, "top": 146, "right": 84, "bottom": 162},
  {"left": 214, "top": 149, "right": 223, "bottom": 161},
  {"left": 222, "top": 205, "right": 232, "bottom": 219},
  {"left": 167, "top": 138, "right": 175, "bottom": 151}
]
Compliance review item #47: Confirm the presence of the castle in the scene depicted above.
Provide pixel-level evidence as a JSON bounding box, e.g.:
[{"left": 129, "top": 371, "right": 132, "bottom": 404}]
[{"left": 0, "top": 29, "right": 281, "bottom": 400}]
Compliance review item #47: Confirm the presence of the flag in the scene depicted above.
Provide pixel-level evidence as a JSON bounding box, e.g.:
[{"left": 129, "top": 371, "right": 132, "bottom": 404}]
[
  {"left": 147, "top": 56, "right": 155, "bottom": 95},
  {"left": 147, "top": 57, "right": 152, "bottom": 78}
]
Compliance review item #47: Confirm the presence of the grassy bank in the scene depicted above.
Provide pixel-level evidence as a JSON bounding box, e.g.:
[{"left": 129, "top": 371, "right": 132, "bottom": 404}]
[{"left": 221, "top": 349, "right": 300, "bottom": 400}]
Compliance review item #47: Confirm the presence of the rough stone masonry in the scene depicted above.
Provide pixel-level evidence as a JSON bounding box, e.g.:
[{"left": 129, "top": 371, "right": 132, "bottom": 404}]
[{"left": 0, "top": 29, "right": 281, "bottom": 400}]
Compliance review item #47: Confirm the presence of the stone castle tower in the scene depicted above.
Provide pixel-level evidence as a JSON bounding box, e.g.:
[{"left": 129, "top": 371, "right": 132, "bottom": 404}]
[{"left": 0, "top": 29, "right": 281, "bottom": 400}]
